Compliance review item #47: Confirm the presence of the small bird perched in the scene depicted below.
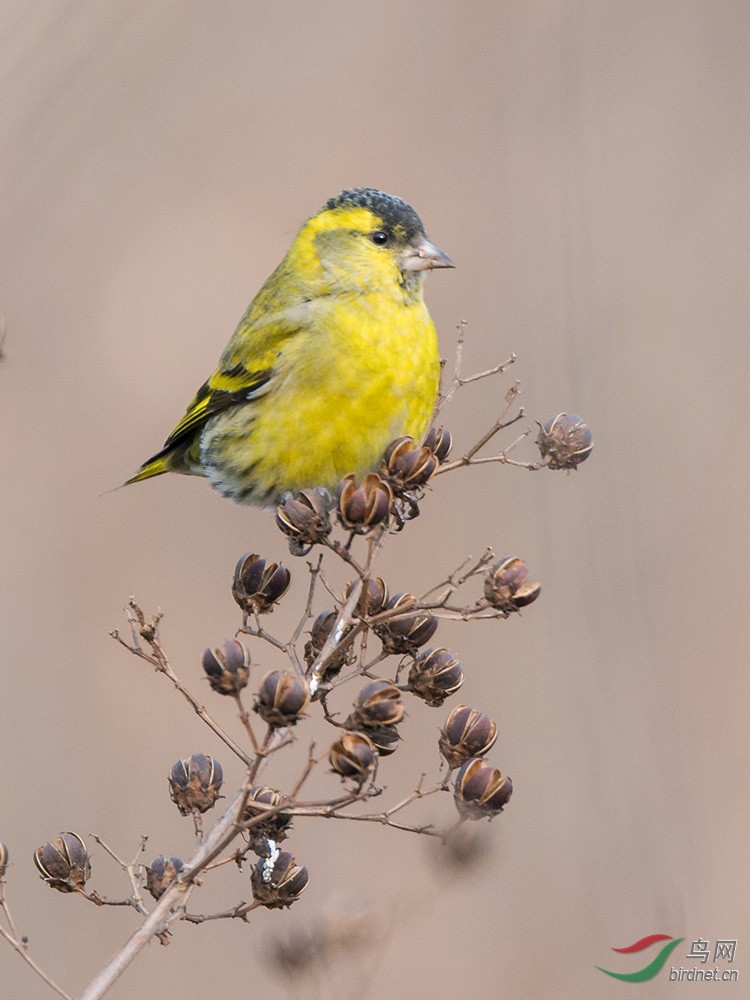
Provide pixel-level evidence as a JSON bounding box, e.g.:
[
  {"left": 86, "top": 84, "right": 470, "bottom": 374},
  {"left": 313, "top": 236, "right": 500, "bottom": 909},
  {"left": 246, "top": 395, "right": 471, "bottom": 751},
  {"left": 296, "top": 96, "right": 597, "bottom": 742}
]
[{"left": 126, "top": 188, "right": 454, "bottom": 505}]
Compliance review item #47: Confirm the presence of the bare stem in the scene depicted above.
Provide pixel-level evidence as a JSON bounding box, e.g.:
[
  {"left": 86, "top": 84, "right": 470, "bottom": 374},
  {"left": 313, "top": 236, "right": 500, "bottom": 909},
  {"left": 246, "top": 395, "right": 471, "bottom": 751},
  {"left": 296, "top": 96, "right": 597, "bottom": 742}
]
[
  {"left": 435, "top": 412, "right": 528, "bottom": 476},
  {"left": 308, "top": 582, "right": 365, "bottom": 688},
  {"left": 89, "top": 834, "right": 149, "bottom": 916},
  {"left": 239, "top": 617, "right": 301, "bottom": 672},
  {"left": 0, "top": 921, "right": 74, "bottom": 1000},
  {"left": 111, "top": 604, "right": 253, "bottom": 767},
  {"left": 289, "top": 555, "right": 324, "bottom": 652},
  {"left": 289, "top": 743, "right": 323, "bottom": 798},
  {"left": 0, "top": 884, "right": 22, "bottom": 942},
  {"left": 182, "top": 900, "right": 261, "bottom": 924},
  {"left": 323, "top": 538, "right": 366, "bottom": 577},
  {"left": 418, "top": 548, "right": 495, "bottom": 606},
  {"left": 81, "top": 784, "right": 250, "bottom": 1000},
  {"left": 436, "top": 320, "right": 517, "bottom": 415},
  {"left": 233, "top": 692, "right": 259, "bottom": 751}
]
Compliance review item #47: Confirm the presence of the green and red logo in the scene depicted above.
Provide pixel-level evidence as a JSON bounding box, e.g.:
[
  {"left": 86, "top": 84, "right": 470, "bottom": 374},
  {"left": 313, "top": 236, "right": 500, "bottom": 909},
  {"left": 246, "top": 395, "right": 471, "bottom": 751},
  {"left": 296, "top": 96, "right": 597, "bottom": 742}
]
[{"left": 596, "top": 934, "right": 685, "bottom": 982}]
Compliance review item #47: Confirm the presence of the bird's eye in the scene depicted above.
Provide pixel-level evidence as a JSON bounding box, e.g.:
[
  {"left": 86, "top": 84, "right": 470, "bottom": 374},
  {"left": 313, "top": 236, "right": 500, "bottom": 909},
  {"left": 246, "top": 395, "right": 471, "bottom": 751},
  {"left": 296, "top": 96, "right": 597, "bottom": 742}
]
[{"left": 371, "top": 230, "right": 390, "bottom": 246}]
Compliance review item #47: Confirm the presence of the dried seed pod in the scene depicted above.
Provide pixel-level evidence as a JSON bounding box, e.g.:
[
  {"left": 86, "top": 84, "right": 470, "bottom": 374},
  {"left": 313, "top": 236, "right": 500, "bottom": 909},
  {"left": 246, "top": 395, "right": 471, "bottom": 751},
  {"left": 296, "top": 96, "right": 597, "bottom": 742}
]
[
  {"left": 408, "top": 648, "right": 464, "bottom": 707},
  {"left": 168, "top": 754, "right": 223, "bottom": 816},
  {"left": 202, "top": 639, "right": 250, "bottom": 695},
  {"left": 232, "top": 553, "right": 291, "bottom": 615},
  {"left": 439, "top": 705, "right": 498, "bottom": 768},
  {"left": 380, "top": 436, "right": 437, "bottom": 491},
  {"left": 145, "top": 856, "right": 184, "bottom": 900},
  {"left": 365, "top": 724, "right": 401, "bottom": 757},
  {"left": 34, "top": 833, "right": 91, "bottom": 893},
  {"left": 329, "top": 731, "right": 377, "bottom": 785},
  {"left": 483, "top": 557, "right": 541, "bottom": 613},
  {"left": 303, "top": 610, "right": 352, "bottom": 678},
  {"left": 276, "top": 489, "right": 332, "bottom": 546},
  {"left": 348, "top": 680, "right": 404, "bottom": 729},
  {"left": 343, "top": 576, "right": 389, "bottom": 616},
  {"left": 338, "top": 473, "right": 392, "bottom": 532},
  {"left": 423, "top": 425, "right": 453, "bottom": 463},
  {"left": 454, "top": 758, "right": 513, "bottom": 820},
  {"left": 374, "top": 592, "right": 438, "bottom": 653},
  {"left": 251, "top": 852, "right": 309, "bottom": 909},
  {"left": 0, "top": 842, "right": 7, "bottom": 879},
  {"left": 536, "top": 413, "right": 593, "bottom": 470},
  {"left": 254, "top": 670, "right": 310, "bottom": 728},
  {"left": 242, "top": 786, "right": 293, "bottom": 856}
]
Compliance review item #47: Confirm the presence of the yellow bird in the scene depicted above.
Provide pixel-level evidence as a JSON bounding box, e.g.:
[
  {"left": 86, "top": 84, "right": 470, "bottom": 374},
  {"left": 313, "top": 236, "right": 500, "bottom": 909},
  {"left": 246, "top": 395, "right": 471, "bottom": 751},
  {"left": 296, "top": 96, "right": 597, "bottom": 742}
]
[{"left": 126, "top": 188, "right": 454, "bottom": 505}]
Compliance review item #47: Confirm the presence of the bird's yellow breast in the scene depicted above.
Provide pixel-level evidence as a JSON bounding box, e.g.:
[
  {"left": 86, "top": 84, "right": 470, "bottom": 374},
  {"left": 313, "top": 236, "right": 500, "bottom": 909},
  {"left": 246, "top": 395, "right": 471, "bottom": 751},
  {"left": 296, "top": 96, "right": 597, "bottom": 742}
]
[{"left": 199, "top": 291, "right": 440, "bottom": 504}]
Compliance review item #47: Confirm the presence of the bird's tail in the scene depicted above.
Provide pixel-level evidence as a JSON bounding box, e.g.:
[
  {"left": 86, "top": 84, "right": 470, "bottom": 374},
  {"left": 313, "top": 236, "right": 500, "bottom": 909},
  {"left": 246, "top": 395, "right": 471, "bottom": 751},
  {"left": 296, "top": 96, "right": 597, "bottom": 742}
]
[{"left": 122, "top": 454, "right": 170, "bottom": 487}]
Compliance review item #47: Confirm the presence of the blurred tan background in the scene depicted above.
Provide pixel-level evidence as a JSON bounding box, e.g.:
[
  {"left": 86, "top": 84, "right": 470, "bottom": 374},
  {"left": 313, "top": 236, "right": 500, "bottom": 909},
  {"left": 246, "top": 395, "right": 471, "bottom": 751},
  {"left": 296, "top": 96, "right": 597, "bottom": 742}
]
[{"left": 2, "top": 2, "right": 748, "bottom": 998}]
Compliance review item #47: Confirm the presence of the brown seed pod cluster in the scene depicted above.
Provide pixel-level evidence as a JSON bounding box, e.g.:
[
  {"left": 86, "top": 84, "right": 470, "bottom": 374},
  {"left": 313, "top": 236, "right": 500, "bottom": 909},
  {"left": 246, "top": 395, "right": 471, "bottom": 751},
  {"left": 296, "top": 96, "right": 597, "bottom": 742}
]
[
  {"left": 304, "top": 610, "right": 353, "bottom": 679},
  {"left": 276, "top": 489, "right": 333, "bottom": 549},
  {"left": 202, "top": 640, "right": 251, "bottom": 695},
  {"left": 348, "top": 680, "right": 404, "bottom": 729},
  {"left": 329, "top": 731, "right": 378, "bottom": 785},
  {"left": 168, "top": 754, "right": 224, "bottom": 816},
  {"left": 380, "top": 427, "right": 453, "bottom": 496},
  {"left": 439, "top": 705, "right": 498, "bottom": 769},
  {"left": 34, "top": 833, "right": 91, "bottom": 893},
  {"left": 536, "top": 413, "right": 593, "bottom": 470},
  {"left": 251, "top": 852, "right": 309, "bottom": 909},
  {"left": 232, "top": 553, "right": 291, "bottom": 615},
  {"left": 373, "top": 592, "right": 438, "bottom": 654},
  {"left": 483, "top": 557, "right": 541, "bottom": 614},
  {"left": 89, "top": 403, "right": 573, "bottom": 940},
  {"left": 338, "top": 473, "right": 393, "bottom": 532},
  {"left": 344, "top": 576, "right": 389, "bottom": 617},
  {"left": 242, "top": 786, "right": 294, "bottom": 856},
  {"left": 254, "top": 670, "right": 310, "bottom": 728},
  {"left": 453, "top": 758, "right": 513, "bottom": 820},
  {"left": 408, "top": 648, "right": 464, "bottom": 707},
  {"left": 380, "top": 436, "right": 438, "bottom": 492},
  {"left": 145, "top": 856, "right": 184, "bottom": 900}
]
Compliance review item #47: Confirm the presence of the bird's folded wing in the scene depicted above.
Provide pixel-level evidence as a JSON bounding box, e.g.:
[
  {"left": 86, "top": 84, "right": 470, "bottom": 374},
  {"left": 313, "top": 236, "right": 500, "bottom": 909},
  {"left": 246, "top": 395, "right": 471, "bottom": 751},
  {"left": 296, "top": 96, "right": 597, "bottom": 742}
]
[
  {"left": 124, "top": 304, "right": 310, "bottom": 484},
  {"left": 162, "top": 302, "right": 315, "bottom": 450},
  {"left": 161, "top": 364, "right": 273, "bottom": 452}
]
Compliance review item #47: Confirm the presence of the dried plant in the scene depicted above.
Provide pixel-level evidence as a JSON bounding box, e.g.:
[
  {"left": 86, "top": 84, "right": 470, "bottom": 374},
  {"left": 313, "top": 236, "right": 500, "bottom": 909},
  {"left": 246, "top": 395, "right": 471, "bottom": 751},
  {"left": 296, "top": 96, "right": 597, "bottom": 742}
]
[{"left": 0, "top": 328, "right": 592, "bottom": 999}]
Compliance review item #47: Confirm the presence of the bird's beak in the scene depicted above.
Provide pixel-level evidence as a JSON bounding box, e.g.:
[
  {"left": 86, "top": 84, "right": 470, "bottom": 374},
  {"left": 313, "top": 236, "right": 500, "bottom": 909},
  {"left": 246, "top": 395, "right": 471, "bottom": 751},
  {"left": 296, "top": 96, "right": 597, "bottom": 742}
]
[{"left": 400, "top": 239, "right": 456, "bottom": 272}]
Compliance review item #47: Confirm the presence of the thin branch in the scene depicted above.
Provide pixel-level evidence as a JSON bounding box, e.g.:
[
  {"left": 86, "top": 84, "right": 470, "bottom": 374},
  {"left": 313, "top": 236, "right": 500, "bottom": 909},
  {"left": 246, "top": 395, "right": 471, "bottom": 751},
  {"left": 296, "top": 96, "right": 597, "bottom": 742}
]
[
  {"left": 0, "top": 922, "right": 74, "bottom": 1000},
  {"left": 308, "top": 582, "right": 365, "bottom": 690},
  {"left": 434, "top": 412, "right": 527, "bottom": 476},
  {"left": 81, "top": 783, "right": 251, "bottom": 1000},
  {"left": 291, "top": 781, "right": 446, "bottom": 839},
  {"left": 84, "top": 892, "right": 139, "bottom": 909},
  {"left": 0, "top": 883, "right": 22, "bottom": 942},
  {"left": 289, "top": 555, "right": 324, "bottom": 651},
  {"left": 417, "top": 548, "right": 495, "bottom": 606},
  {"left": 436, "top": 320, "right": 517, "bottom": 415},
  {"left": 182, "top": 900, "right": 261, "bottom": 924},
  {"left": 111, "top": 605, "right": 253, "bottom": 767},
  {"left": 89, "top": 834, "right": 149, "bottom": 916},
  {"left": 322, "top": 538, "right": 366, "bottom": 578},
  {"left": 289, "top": 743, "right": 323, "bottom": 798},
  {"left": 233, "top": 691, "right": 259, "bottom": 752},
  {"left": 203, "top": 839, "right": 256, "bottom": 871},
  {"left": 247, "top": 725, "right": 289, "bottom": 785}
]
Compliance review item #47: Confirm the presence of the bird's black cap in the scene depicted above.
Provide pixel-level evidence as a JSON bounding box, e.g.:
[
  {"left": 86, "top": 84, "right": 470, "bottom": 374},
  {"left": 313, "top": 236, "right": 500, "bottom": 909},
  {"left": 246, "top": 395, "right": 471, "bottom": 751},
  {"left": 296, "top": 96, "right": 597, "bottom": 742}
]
[{"left": 324, "top": 188, "right": 426, "bottom": 242}]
